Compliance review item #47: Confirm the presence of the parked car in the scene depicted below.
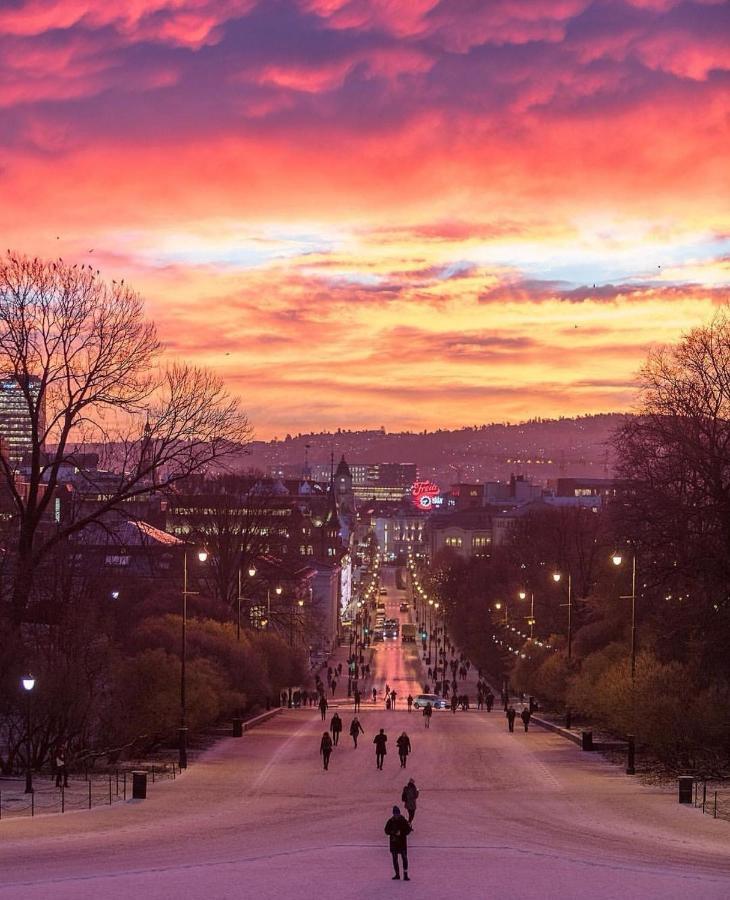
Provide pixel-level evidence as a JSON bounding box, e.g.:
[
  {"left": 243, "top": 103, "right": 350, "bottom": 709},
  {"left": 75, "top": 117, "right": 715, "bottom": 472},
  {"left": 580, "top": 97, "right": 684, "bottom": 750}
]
[
  {"left": 412, "top": 693, "right": 448, "bottom": 710},
  {"left": 399, "top": 602, "right": 409, "bottom": 612}
]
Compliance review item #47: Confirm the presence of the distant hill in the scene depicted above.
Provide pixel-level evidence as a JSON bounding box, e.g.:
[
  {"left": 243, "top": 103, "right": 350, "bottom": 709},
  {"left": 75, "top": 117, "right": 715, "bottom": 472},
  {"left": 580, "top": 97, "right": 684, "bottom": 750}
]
[{"left": 241, "top": 414, "right": 629, "bottom": 486}]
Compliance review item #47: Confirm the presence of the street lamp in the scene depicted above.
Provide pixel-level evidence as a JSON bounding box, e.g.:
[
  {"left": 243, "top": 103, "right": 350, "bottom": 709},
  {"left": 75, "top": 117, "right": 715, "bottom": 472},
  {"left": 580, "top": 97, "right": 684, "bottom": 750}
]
[
  {"left": 494, "top": 600, "right": 508, "bottom": 625},
  {"left": 21, "top": 675, "right": 35, "bottom": 793},
  {"left": 552, "top": 571, "right": 572, "bottom": 661},
  {"left": 552, "top": 571, "right": 573, "bottom": 729},
  {"left": 520, "top": 590, "right": 535, "bottom": 638},
  {"left": 612, "top": 550, "right": 638, "bottom": 682},
  {"left": 180, "top": 546, "right": 208, "bottom": 770}
]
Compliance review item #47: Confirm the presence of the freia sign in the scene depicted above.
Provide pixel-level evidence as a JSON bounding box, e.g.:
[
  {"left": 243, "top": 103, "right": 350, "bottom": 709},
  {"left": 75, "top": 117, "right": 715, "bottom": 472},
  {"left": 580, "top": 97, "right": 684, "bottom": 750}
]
[{"left": 411, "top": 480, "right": 443, "bottom": 510}]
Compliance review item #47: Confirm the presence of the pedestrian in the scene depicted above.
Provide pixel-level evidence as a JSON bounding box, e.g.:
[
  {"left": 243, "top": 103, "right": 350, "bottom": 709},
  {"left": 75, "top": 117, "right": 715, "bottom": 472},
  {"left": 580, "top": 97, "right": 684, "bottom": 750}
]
[
  {"left": 423, "top": 702, "right": 432, "bottom": 728},
  {"left": 350, "top": 716, "right": 364, "bottom": 748},
  {"left": 396, "top": 731, "right": 411, "bottom": 768},
  {"left": 486, "top": 691, "right": 494, "bottom": 712},
  {"left": 506, "top": 705, "right": 516, "bottom": 733},
  {"left": 386, "top": 697, "right": 392, "bottom": 711},
  {"left": 390, "top": 689, "right": 397, "bottom": 709},
  {"left": 374, "top": 728, "right": 388, "bottom": 769},
  {"left": 407, "top": 694, "right": 413, "bottom": 712},
  {"left": 330, "top": 712, "right": 343, "bottom": 745},
  {"left": 520, "top": 706, "right": 531, "bottom": 732},
  {"left": 451, "top": 693, "right": 458, "bottom": 714},
  {"left": 401, "top": 778, "right": 419, "bottom": 824},
  {"left": 372, "top": 687, "right": 377, "bottom": 703},
  {"left": 320, "top": 731, "right": 333, "bottom": 770},
  {"left": 319, "top": 695, "right": 328, "bottom": 721},
  {"left": 354, "top": 689, "right": 361, "bottom": 712},
  {"left": 55, "top": 744, "right": 69, "bottom": 788},
  {"left": 477, "top": 692, "right": 484, "bottom": 710},
  {"left": 384, "top": 805, "right": 412, "bottom": 881},
  {"left": 331, "top": 679, "right": 337, "bottom": 697}
]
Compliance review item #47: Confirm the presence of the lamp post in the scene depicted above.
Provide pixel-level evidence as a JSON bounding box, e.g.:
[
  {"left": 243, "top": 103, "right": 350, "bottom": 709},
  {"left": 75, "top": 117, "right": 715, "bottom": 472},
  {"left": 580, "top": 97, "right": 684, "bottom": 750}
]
[
  {"left": 552, "top": 571, "right": 572, "bottom": 661},
  {"left": 21, "top": 675, "right": 35, "bottom": 793},
  {"left": 519, "top": 590, "right": 535, "bottom": 638},
  {"left": 552, "top": 571, "right": 572, "bottom": 729},
  {"left": 494, "top": 600, "right": 508, "bottom": 626},
  {"left": 180, "top": 546, "right": 208, "bottom": 770},
  {"left": 612, "top": 550, "right": 637, "bottom": 682}
]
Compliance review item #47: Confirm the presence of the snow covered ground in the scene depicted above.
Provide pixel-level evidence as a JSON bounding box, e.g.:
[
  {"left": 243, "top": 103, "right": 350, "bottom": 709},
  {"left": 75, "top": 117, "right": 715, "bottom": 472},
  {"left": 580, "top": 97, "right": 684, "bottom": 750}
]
[{"left": 1, "top": 570, "right": 729, "bottom": 900}]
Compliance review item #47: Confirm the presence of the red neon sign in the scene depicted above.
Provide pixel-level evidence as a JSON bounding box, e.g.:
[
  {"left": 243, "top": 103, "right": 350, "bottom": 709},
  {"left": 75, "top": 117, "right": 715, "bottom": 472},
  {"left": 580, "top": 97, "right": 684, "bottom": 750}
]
[{"left": 411, "top": 480, "right": 440, "bottom": 510}]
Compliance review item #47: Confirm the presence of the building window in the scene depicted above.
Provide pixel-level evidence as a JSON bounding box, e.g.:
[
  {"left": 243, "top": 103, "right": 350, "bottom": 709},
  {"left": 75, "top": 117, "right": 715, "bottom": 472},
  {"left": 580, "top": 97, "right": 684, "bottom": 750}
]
[
  {"left": 472, "top": 536, "right": 491, "bottom": 548},
  {"left": 105, "top": 554, "right": 130, "bottom": 567},
  {"left": 445, "top": 537, "right": 463, "bottom": 548}
]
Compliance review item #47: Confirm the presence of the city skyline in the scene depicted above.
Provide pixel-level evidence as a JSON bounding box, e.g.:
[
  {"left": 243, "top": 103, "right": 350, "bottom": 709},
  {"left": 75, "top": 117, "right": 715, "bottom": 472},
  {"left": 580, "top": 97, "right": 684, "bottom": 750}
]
[{"left": 1, "top": 0, "right": 728, "bottom": 437}]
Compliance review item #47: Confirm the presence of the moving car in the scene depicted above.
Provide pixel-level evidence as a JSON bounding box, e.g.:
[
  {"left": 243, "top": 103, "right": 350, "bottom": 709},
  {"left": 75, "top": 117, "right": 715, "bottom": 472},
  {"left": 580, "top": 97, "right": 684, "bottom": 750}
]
[
  {"left": 379, "top": 587, "right": 387, "bottom": 595},
  {"left": 412, "top": 693, "right": 448, "bottom": 710},
  {"left": 400, "top": 623, "right": 416, "bottom": 642},
  {"left": 399, "top": 601, "right": 409, "bottom": 612}
]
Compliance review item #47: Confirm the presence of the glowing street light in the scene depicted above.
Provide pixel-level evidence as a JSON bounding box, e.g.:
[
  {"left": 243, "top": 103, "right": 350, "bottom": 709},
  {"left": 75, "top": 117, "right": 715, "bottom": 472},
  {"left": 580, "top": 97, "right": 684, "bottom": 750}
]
[{"left": 21, "top": 675, "right": 35, "bottom": 793}]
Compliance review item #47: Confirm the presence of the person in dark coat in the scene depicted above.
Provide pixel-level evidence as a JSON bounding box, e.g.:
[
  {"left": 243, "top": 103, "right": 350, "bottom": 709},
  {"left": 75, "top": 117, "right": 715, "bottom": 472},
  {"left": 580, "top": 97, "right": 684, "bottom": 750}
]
[
  {"left": 54, "top": 745, "right": 69, "bottom": 788},
  {"left": 319, "top": 695, "right": 328, "bottom": 721},
  {"left": 506, "top": 705, "right": 516, "bottom": 732},
  {"left": 520, "top": 706, "right": 531, "bottom": 732},
  {"left": 320, "top": 731, "right": 333, "bottom": 770},
  {"left": 374, "top": 728, "right": 388, "bottom": 769},
  {"left": 330, "top": 712, "right": 343, "bottom": 745},
  {"left": 407, "top": 694, "right": 413, "bottom": 712},
  {"left": 423, "top": 702, "right": 432, "bottom": 728},
  {"left": 390, "top": 689, "right": 397, "bottom": 709},
  {"left": 401, "top": 778, "right": 419, "bottom": 824},
  {"left": 396, "top": 731, "right": 411, "bottom": 768},
  {"left": 450, "top": 693, "right": 458, "bottom": 714},
  {"left": 486, "top": 691, "right": 494, "bottom": 712},
  {"left": 353, "top": 689, "right": 361, "bottom": 712},
  {"left": 349, "top": 716, "right": 364, "bottom": 747},
  {"left": 384, "top": 805, "right": 412, "bottom": 880}
]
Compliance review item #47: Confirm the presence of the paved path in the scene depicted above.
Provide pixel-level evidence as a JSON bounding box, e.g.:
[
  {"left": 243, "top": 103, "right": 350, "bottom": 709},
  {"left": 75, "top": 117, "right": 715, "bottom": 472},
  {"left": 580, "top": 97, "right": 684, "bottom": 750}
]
[{"left": 1, "top": 567, "right": 728, "bottom": 899}]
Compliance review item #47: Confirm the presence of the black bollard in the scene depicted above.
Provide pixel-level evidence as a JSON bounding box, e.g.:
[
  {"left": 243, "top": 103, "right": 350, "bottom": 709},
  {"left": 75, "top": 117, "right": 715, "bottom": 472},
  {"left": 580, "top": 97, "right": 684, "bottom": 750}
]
[{"left": 626, "top": 734, "right": 635, "bottom": 775}]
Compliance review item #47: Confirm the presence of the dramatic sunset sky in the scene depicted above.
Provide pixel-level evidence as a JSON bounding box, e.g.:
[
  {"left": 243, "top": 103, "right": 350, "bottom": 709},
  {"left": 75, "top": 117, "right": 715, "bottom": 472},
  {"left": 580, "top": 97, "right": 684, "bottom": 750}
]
[{"left": 1, "top": 1, "right": 728, "bottom": 436}]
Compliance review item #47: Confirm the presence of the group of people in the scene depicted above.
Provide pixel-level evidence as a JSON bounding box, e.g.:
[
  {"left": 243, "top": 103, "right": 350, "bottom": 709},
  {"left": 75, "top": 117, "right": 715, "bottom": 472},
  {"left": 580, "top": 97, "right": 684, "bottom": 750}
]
[
  {"left": 320, "top": 721, "right": 414, "bottom": 771},
  {"left": 506, "top": 705, "right": 532, "bottom": 732},
  {"left": 385, "top": 778, "right": 419, "bottom": 881}
]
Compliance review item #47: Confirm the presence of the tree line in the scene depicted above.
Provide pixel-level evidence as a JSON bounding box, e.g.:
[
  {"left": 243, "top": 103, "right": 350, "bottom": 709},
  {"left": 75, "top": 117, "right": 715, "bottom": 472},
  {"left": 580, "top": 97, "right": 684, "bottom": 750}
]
[{"left": 433, "top": 316, "right": 730, "bottom": 773}]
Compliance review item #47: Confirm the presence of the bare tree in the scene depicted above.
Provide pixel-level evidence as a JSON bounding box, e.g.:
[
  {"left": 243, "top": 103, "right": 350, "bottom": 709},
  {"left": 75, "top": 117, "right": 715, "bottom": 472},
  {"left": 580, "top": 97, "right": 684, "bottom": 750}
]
[
  {"left": 614, "top": 314, "right": 730, "bottom": 675},
  {"left": 179, "top": 475, "right": 284, "bottom": 610},
  {"left": 0, "top": 252, "right": 251, "bottom": 627}
]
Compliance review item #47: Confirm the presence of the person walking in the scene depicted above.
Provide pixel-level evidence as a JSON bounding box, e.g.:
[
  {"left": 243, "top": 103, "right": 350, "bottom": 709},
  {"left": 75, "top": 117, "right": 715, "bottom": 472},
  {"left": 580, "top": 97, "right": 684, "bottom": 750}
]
[
  {"left": 374, "top": 728, "right": 388, "bottom": 769},
  {"left": 331, "top": 679, "right": 337, "bottom": 698},
  {"left": 520, "top": 706, "right": 531, "bottom": 732},
  {"left": 320, "top": 731, "right": 333, "bottom": 770},
  {"left": 506, "top": 705, "right": 516, "bottom": 733},
  {"left": 423, "top": 702, "right": 432, "bottom": 728},
  {"left": 372, "top": 687, "right": 377, "bottom": 703},
  {"left": 401, "top": 778, "right": 419, "bottom": 824},
  {"left": 407, "top": 694, "right": 413, "bottom": 712},
  {"left": 330, "top": 712, "right": 343, "bottom": 746},
  {"left": 319, "top": 695, "right": 328, "bottom": 721},
  {"left": 396, "top": 731, "right": 411, "bottom": 768},
  {"left": 450, "top": 693, "right": 458, "bottom": 714},
  {"left": 384, "top": 805, "right": 412, "bottom": 881},
  {"left": 486, "top": 691, "right": 494, "bottom": 712},
  {"left": 390, "top": 689, "right": 397, "bottom": 709},
  {"left": 353, "top": 689, "right": 361, "bottom": 712},
  {"left": 54, "top": 744, "right": 69, "bottom": 788},
  {"left": 349, "top": 716, "right": 364, "bottom": 748}
]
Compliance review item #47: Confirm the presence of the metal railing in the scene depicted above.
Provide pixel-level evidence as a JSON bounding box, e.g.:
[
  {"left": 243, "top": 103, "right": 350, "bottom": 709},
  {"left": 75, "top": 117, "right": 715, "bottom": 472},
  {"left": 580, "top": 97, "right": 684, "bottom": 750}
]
[
  {"left": 0, "top": 762, "right": 178, "bottom": 820},
  {"left": 692, "top": 780, "right": 730, "bottom": 822}
]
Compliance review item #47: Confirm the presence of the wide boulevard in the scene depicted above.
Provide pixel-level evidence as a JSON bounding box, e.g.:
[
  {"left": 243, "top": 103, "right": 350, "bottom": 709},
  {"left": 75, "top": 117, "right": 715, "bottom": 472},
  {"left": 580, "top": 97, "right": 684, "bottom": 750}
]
[{"left": 1, "top": 568, "right": 729, "bottom": 899}]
